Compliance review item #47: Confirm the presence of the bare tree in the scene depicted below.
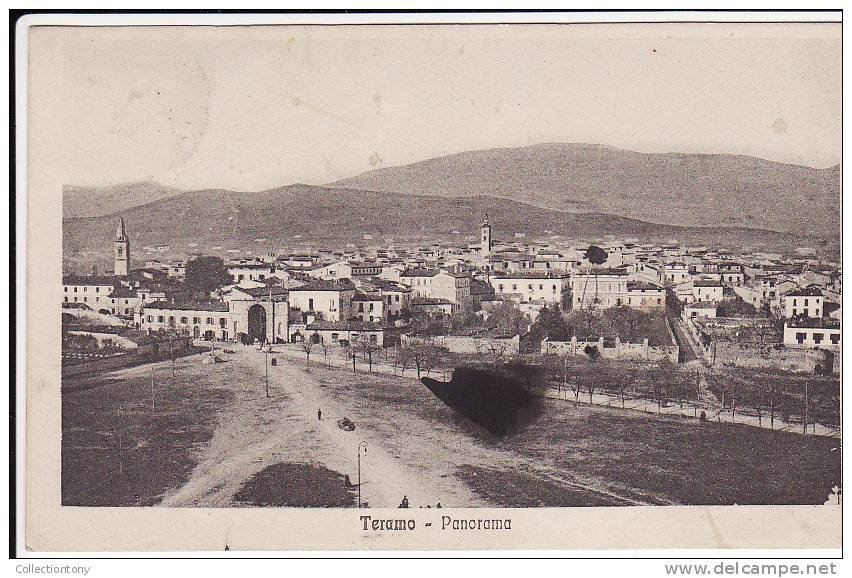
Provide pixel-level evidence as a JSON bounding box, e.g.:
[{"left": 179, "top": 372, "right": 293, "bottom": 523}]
[
  {"left": 300, "top": 338, "right": 315, "bottom": 370},
  {"left": 485, "top": 338, "right": 511, "bottom": 366},
  {"left": 421, "top": 344, "right": 445, "bottom": 377},
  {"left": 397, "top": 345, "right": 413, "bottom": 377},
  {"left": 402, "top": 340, "right": 441, "bottom": 379},
  {"left": 358, "top": 335, "right": 381, "bottom": 373},
  {"left": 343, "top": 343, "right": 357, "bottom": 373},
  {"left": 320, "top": 340, "right": 330, "bottom": 368}
]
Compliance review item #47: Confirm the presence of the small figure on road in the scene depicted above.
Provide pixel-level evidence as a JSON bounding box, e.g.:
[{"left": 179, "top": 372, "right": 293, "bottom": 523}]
[
  {"left": 317, "top": 408, "right": 322, "bottom": 421},
  {"left": 399, "top": 495, "right": 409, "bottom": 508},
  {"left": 436, "top": 502, "right": 442, "bottom": 508}
]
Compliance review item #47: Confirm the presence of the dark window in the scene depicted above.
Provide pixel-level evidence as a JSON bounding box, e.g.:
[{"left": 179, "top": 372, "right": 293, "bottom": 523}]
[
  {"left": 813, "top": 333, "right": 823, "bottom": 344},
  {"left": 830, "top": 334, "right": 840, "bottom": 345},
  {"left": 796, "top": 332, "right": 806, "bottom": 344}
]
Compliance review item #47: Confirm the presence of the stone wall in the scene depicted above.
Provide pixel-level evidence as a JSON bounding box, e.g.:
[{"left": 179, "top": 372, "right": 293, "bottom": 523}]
[
  {"left": 403, "top": 334, "right": 520, "bottom": 355},
  {"left": 541, "top": 335, "right": 678, "bottom": 363},
  {"left": 703, "top": 339, "right": 839, "bottom": 374},
  {"left": 62, "top": 336, "right": 194, "bottom": 378}
]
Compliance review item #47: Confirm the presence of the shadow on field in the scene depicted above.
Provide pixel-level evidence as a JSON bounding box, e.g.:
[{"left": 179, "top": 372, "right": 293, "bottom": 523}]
[
  {"left": 421, "top": 365, "right": 543, "bottom": 437},
  {"left": 233, "top": 463, "right": 357, "bottom": 507}
]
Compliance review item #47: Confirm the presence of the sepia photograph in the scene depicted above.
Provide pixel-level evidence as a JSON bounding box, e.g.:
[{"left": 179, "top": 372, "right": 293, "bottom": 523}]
[{"left": 16, "top": 10, "right": 843, "bottom": 555}]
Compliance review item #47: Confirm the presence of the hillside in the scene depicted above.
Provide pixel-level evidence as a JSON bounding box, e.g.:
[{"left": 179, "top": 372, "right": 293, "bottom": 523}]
[
  {"left": 63, "top": 181, "right": 182, "bottom": 218},
  {"left": 331, "top": 143, "right": 840, "bottom": 237},
  {"left": 63, "top": 184, "right": 804, "bottom": 259}
]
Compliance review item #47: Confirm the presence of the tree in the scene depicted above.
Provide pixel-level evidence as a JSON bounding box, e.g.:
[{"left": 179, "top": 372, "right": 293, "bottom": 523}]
[
  {"left": 343, "top": 343, "right": 357, "bottom": 373},
  {"left": 447, "top": 302, "right": 482, "bottom": 334},
  {"left": 320, "top": 340, "right": 330, "bottom": 368},
  {"left": 654, "top": 358, "right": 677, "bottom": 413},
  {"left": 484, "top": 338, "right": 512, "bottom": 366},
  {"left": 185, "top": 256, "right": 233, "bottom": 295},
  {"left": 585, "top": 357, "right": 608, "bottom": 405},
  {"left": 300, "top": 339, "right": 314, "bottom": 370},
  {"left": 529, "top": 303, "right": 571, "bottom": 343},
  {"left": 487, "top": 300, "right": 530, "bottom": 337},
  {"left": 396, "top": 345, "right": 413, "bottom": 376},
  {"left": 403, "top": 340, "right": 442, "bottom": 378},
  {"left": 421, "top": 344, "right": 446, "bottom": 377},
  {"left": 358, "top": 335, "right": 381, "bottom": 373}
]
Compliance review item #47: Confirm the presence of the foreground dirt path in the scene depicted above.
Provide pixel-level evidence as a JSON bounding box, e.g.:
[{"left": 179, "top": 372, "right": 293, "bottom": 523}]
[{"left": 160, "top": 346, "right": 481, "bottom": 507}]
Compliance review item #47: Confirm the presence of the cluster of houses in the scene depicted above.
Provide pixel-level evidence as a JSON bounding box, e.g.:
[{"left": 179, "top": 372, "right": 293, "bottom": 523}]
[{"left": 62, "top": 216, "right": 841, "bottom": 353}]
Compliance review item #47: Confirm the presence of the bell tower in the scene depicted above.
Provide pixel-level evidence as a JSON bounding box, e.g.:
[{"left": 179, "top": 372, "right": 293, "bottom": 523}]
[
  {"left": 114, "top": 217, "right": 130, "bottom": 277},
  {"left": 480, "top": 212, "right": 492, "bottom": 256}
]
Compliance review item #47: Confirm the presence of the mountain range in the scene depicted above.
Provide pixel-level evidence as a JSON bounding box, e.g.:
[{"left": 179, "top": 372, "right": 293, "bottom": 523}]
[
  {"left": 62, "top": 144, "right": 839, "bottom": 258},
  {"left": 332, "top": 143, "right": 839, "bottom": 236}
]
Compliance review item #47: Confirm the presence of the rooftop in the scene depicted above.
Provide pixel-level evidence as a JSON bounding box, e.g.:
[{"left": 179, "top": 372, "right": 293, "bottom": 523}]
[
  {"left": 786, "top": 287, "right": 824, "bottom": 297},
  {"left": 307, "top": 320, "right": 387, "bottom": 331},
  {"left": 143, "top": 300, "right": 230, "bottom": 312},
  {"left": 291, "top": 279, "right": 356, "bottom": 292},
  {"left": 62, "top": 274, "right": 119, "bottom": 286}
]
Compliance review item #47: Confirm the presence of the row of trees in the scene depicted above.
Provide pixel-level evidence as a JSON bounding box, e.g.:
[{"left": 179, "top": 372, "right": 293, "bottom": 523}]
[
  {"left": 410, "top": 299, "right": 530, "bottom": 339},
  {"left": 529, "top": 303, "right": 670, "bottom": 345},
  {"left": 535, "top": 354, "right": 702, "bottom": 412},
  {"left": 297, "top": 334, "right": 451, "bottom": 379}
]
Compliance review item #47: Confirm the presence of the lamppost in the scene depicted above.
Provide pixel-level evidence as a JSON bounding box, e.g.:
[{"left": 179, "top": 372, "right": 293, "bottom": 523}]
[
  {"left": 357, "top": 441, "right": 368, "bottom": 508},
  {"left": 265, "top": 348, "right": 270, "bottom": 398}
]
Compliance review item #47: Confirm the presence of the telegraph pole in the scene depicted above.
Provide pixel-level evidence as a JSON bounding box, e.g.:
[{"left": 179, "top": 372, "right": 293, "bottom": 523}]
[{"left": 265, "top": 349, "right": 270, "bottom": 398}]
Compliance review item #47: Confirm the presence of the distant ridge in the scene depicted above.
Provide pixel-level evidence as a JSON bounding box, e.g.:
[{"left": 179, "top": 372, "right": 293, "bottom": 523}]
[
  {"left": 331, "top": 143, "right": 840, "bottom": 237},
  {"left": 63, "top": 183, "right": 812, "bottom": 258},
  {"left": 63, "top": 181, "right": 182, "bottom": 218}
]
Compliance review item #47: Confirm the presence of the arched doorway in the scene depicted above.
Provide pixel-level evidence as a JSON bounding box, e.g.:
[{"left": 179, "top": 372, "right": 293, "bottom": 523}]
[{"left": 247, "top": 304, "right": 267, "bottom": 343}]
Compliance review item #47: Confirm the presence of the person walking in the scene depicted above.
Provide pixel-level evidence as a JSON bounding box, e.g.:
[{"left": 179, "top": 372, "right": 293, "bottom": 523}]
[
  {"left": 317, "top": 408, "right": 322, "bottom": 421},
  {"left": 400, "top": 495, "right": 409, "bottom": 508}
]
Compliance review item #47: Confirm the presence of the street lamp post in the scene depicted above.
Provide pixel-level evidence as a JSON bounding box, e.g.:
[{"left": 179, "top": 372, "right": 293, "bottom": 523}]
[
  {"left": 265, "top": 349, "right": 270, "bottom": 398},
  {"left": 357, "top": 441, "right": 368, "bottom": 508}
]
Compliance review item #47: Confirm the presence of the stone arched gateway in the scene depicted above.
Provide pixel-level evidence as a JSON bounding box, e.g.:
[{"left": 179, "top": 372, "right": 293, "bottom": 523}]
[{"left": 247, "top": 303, "right": 267, "bottom": 343}]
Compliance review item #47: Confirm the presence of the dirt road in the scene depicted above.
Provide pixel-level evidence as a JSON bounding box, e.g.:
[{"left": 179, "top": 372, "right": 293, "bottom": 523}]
[{"left": 160, "top": 346, "right": 480, "bottom": 507}]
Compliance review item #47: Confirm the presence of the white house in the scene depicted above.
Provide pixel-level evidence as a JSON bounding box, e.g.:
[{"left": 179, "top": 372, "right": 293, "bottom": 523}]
[
  {"left": 691, "top": 279, "right": 724, "bottom": 303},
  {"left": 288, "top": 279, "right": 356, "bottom": 322},
  {"left": 783, "top": 318, "right": 840, "bottom": 349},
  {"left": 489, "top": 272, "right": 567, "bottom": 305},
  {"left": 783, "top": 287, "right": 824, "bottom": 319}
]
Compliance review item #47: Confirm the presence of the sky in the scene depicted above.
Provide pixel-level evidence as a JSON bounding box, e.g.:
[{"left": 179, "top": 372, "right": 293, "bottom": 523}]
[{"left": 32, "top": 23, "right": 841, "bottom": 190}]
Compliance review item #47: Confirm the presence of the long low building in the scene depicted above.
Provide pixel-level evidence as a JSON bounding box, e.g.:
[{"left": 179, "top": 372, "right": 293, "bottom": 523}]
[
  {"left": 488, "top": 272, "right": 568, "bottom": 305},
  {"left": 783, "top": 318, "right": 841, "bottom": 349},
  {"left": 139, "top": 300, "right": 231, "bottom": 341}
]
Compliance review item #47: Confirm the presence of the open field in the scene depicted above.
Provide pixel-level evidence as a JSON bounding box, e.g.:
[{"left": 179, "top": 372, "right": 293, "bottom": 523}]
[{"left": 62, "top": 344, "right": 841, "bottom": 507}]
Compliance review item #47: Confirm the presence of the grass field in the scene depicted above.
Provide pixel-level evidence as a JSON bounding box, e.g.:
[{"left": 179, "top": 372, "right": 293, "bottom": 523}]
[
  {"left": 233, "top": 463, "right": 357, "bottom": 507},
  {"left": 310, "top": 362, "right": 841, "bottom": 506},
  {"left": 62, "top": 347, "right": 841, "bottom": 507},
  {"left": 62, "top": 357, "right": 234, "bottom": 506}
]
